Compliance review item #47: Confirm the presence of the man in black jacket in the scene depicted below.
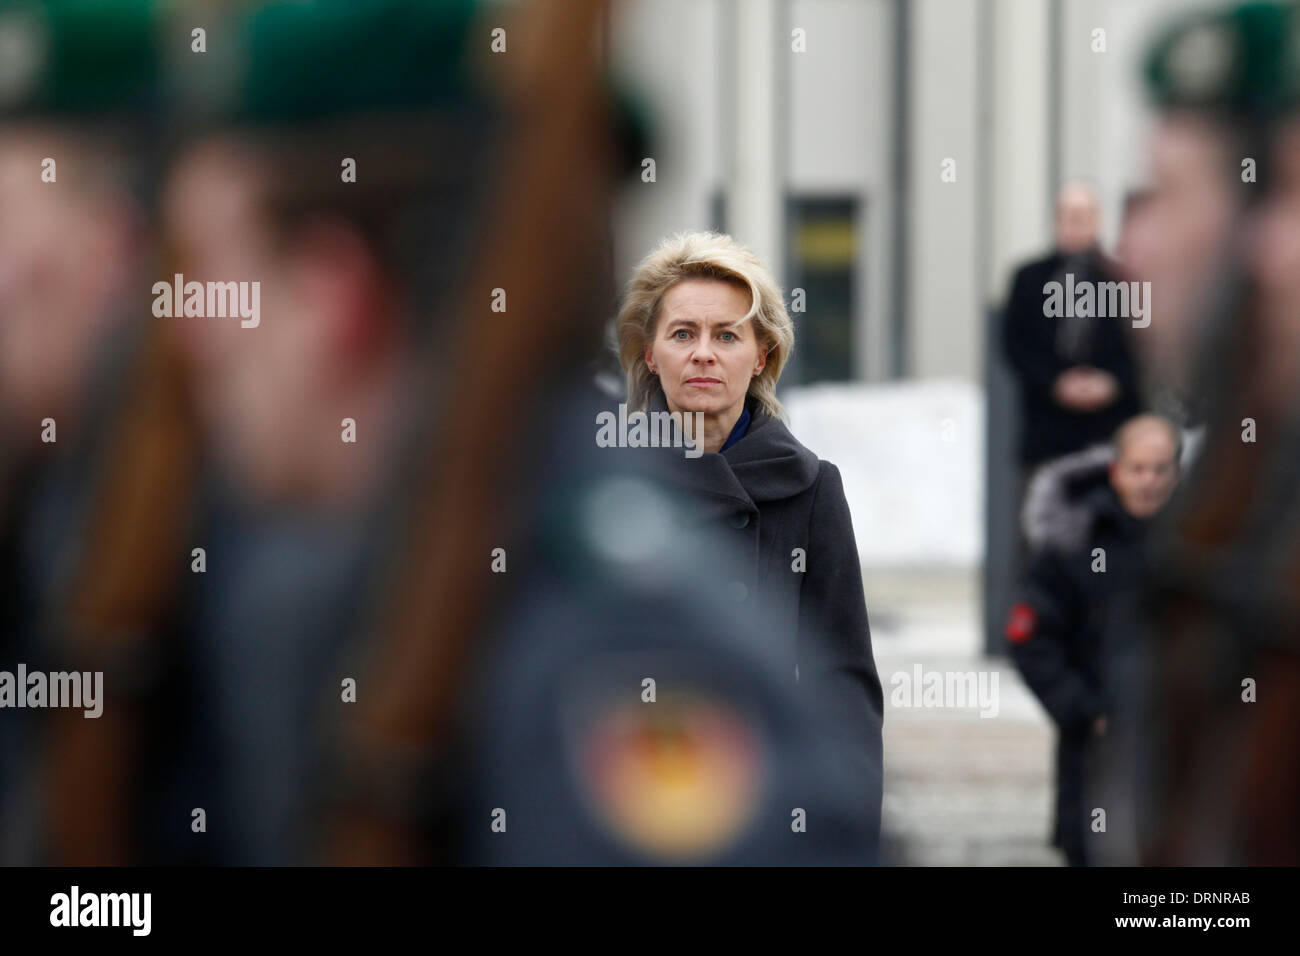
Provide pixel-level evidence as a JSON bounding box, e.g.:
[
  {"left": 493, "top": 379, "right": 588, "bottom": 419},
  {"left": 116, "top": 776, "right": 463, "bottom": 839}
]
[
  {"left": 1006, "top": 414, "right": 1180, "bottom": 866},
  {"left": 1002, "top": 183, "right": 1144, "bottom": 472}
]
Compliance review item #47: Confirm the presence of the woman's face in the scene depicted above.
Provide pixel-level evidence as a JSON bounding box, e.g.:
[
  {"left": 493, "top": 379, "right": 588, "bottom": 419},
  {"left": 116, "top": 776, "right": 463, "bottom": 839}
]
[{"left": 646, "top": 278, "right": 767, "bottom": 418}]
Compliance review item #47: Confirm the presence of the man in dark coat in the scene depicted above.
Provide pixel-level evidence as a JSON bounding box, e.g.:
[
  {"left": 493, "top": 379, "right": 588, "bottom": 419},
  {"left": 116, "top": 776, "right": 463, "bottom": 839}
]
[
  {"left": 1006, "top": 414, "right": 1180, "bottom": 866},
  {"left": 1002, "top": 183, "right": 1144, "bottom": 472}
]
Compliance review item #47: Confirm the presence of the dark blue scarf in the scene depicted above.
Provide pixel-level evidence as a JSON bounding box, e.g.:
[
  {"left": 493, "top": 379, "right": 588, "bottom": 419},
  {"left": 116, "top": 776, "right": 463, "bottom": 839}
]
[{"left": 720, "top": 405, "right": 751, "bottom": 452}]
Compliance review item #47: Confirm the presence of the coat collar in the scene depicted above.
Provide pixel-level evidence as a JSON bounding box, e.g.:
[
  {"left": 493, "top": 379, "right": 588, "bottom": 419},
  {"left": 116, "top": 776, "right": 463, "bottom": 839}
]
[
  {"left": 648, "top": 389, "right": 821, "bottom": 515},
  {"left": 1084, "top": 483, "right": 1148, "bottom": 540}
]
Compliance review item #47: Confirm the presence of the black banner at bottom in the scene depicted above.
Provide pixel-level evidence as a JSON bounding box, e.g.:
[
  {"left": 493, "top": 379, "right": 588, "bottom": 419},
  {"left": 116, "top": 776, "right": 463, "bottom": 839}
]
[{"left": 0, "top": 865, "right": 1278, "bottom": 941}]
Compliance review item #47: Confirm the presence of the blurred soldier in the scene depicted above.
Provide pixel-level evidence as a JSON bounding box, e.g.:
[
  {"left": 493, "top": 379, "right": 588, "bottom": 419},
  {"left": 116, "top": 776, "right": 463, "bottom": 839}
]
[
  {"left": 1113, "top": 187, "right": 1203, "bottom": 432},
  {"left": 0, "top": 0, "right": 166, "bottom": 862},
  {"left": 156, "top": 0, "right": 494, "bottom": 865},
  {"left": 1007, "top": 415, "right": 1180, "bottom": 866},
  {"left": 1130, "top": 0, "right": 1300, "bottom": 865},
  {"left": 1002, "top": 182, "right": 1144, "bottom": 476},
  {"left": 35, "top": 0, "right": 494, "bottom": 864}
]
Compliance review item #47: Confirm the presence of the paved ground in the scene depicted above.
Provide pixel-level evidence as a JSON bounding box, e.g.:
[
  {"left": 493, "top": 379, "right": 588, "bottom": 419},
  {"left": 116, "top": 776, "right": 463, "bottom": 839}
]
[{"left": 864, "top": 566, "right": 1064, "bottom": 866}]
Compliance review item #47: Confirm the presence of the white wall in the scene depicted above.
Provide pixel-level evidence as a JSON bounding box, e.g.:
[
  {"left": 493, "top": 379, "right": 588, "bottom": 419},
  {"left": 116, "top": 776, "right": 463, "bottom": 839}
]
[
  {"left": 983, "top": 0, "right": 1051, "bottom": 317},
  {"left": 786, "top": 380, "right": 985, "bottom": 566}
]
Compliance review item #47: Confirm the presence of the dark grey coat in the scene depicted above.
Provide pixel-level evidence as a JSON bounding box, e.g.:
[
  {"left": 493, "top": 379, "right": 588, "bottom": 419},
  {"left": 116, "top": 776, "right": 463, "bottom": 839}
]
[{"left": 649, "top": 390, "right": 885, "bottom": 845}]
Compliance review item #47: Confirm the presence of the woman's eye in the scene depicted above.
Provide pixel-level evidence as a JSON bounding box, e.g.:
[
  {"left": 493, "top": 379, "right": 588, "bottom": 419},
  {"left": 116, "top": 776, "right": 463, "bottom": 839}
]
[
  {"left": 673, "top": 329, "right": 690, "bottom": 340},
  {"left": 720, "top": 331, "right": 736, "bottom": 342}
]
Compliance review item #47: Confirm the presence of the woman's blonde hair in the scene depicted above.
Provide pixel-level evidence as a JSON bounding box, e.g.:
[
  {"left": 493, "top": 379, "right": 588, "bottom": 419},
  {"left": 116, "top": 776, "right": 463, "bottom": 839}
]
[{"left": 616, "top": 231, "right": 794, "bottom": 420}]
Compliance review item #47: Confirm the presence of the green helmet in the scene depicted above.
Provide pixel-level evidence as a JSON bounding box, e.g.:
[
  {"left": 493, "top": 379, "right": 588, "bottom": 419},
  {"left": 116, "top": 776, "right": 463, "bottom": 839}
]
[
  {"left": 0, "top": 0, "right": 170, "bottom": 117},
  {"left": 171, "top": 0, "right": 481, "bottom": 125},
  {"left": 1144, "top": 1, "right": 1300, "bottom": 119}
]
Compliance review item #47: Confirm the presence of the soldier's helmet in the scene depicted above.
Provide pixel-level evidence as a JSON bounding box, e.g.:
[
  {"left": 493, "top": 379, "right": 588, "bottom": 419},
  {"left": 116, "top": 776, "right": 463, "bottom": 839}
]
[
  {"left": 0, "top": 0, "right": 170, "bottom": 118},
  {"left": 1144, "top": 0, "right": 1299, "bottom": 119}
]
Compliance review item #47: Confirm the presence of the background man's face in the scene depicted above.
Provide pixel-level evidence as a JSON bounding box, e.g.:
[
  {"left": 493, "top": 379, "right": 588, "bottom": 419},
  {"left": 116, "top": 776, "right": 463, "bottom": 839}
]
[
  {"left": 1054, "top": 185, "right": 1100, "bottom": 254},
  {"left": 1110, "top": 425, "right": 1179, "bottom": 518}
]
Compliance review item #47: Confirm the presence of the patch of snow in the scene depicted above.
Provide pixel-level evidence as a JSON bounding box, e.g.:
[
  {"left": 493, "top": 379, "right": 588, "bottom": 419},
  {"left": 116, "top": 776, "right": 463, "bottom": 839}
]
[{"left": 784, "top": 379, "right": 985, "bottom": 566}]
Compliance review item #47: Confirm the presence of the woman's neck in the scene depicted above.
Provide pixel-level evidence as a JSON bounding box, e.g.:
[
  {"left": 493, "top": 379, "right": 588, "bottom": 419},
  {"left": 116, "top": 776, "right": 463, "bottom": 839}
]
[{"left": 665, "top": 396, "right": 746, "bottom": 455}]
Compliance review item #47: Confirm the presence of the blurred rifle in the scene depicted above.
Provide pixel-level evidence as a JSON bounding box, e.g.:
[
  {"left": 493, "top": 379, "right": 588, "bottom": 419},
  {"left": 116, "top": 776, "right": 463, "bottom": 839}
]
[
  {"left": 319, "top": 0, "right": 622, "bottom": 864},
  {"left": 44, "top": 320, "right": 198, "bottom": 864}
]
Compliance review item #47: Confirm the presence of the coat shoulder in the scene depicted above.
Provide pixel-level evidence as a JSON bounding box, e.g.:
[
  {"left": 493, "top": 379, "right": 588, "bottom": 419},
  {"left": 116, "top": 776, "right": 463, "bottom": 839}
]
[
  {"left": 814, "top": 458, "right": 844, "bottom": 492},
  {"left": 1010, "top": 252, "right": 1057, "bottom": 285},
  {"left": 808, "top": 458, "right": 854, "bottom": 523}
]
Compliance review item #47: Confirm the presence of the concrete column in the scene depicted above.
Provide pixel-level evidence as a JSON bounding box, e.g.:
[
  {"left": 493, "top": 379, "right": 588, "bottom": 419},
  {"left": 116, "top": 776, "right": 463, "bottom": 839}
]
[
  {"left": 727, "top": 0, "right": 785, "bottom": 282},
  {"left": 985, "top": 0, "right": 1052, "bottom": 306},
  {"left": 906, "top": 0, "right": 981, "bottom": 380}
]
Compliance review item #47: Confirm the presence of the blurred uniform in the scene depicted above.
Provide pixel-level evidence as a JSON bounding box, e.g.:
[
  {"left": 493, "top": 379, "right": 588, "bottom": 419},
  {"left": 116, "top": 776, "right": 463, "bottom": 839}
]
[
  {"left": 147, "top": 0, "right": 491, "bottom": 864},
  {"left": 1132, "top": 0, "right": 1300, "bottom": 864},
  {"left": 19, "top": 0, "right": 494, "bottom": 864},
  {"left": 0, "top": 0, "right": 164, "bottom": 862}
]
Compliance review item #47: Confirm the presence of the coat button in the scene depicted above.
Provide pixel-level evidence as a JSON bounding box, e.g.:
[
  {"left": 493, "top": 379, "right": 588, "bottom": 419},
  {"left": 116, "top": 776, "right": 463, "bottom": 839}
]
[{"left": 730, "top": 511, "right": 750, "bottom": 529}]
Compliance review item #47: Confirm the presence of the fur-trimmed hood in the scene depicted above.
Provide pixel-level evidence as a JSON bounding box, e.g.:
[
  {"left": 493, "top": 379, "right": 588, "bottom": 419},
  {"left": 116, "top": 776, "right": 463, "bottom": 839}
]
[{"left": 1021, "top": 444, "right": 1121, "bottom": 553}]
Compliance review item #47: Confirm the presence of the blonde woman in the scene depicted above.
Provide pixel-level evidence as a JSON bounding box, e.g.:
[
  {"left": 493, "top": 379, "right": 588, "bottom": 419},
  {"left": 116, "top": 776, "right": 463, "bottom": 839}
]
[{"left": 618, "top": 231, "right": 884, "bottom": 848}]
